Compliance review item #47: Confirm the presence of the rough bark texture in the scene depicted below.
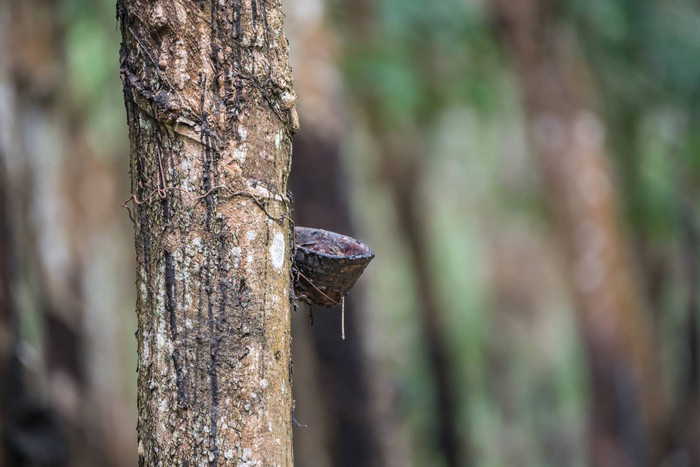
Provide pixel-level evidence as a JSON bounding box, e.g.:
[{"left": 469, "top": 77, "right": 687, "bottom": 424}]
[{"left": 117, "top": 0, "right": 297, "bottom": 464}]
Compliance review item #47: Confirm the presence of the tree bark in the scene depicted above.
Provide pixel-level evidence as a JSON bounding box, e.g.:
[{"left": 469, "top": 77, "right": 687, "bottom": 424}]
[{"left": 117, "top": 0, "right": 297, "bottom": 464}]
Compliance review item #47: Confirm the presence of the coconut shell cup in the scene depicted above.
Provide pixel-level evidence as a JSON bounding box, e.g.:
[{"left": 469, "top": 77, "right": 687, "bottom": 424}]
[{"left": 293, "top": 226, "right": 375, "bottom": 307}]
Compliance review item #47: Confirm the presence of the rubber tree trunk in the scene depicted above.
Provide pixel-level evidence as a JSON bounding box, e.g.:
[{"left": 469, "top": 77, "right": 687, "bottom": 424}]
[
  {"left": 334, "top": 1, "right": 466, "bottom": 464},
  {"left": 379, "top": 137, "right": 465, "bottom": 467},
  {"left": 0, "top": 0, "right": 92, "bottom": 464},
  {"left": 117, "top": 0, "right": 297, "bottom": 464},
  {"left": 0, "top": 10, "right": 13, "bottom": 464},
  {"left": 490, "top": 0, "right": 666, "bottom": 465},
  {"left": 0, "top": 162, "right": 12, "bottom": 467}
]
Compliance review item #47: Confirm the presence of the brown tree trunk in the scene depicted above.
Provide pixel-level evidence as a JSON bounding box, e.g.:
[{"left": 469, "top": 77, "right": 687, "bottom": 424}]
[
  {"left": 333, "top": 1, "right": 467, "bottom": 464},
  {"left": 0, "top": 0, "right": 94, "bottom": 464},
  {"left": 490, "top": 1, "right": 666, "bottom": 465},
  {"left": 117, "top": 0, "right": 297, "bottom": 464},
  {"left": 378, "top": 136, "right": 465, "bottom": 467},
  {"left": 0, "top": 162, "right": 13, "bottom": 467},
  {"left": 291, "top": 133, "right": 383, "bottom": 466}
]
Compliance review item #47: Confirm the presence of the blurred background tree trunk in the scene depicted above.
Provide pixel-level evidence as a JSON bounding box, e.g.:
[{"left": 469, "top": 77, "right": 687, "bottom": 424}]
[
  {"left": 0, "top": 156, "right": 15, "bottom": 467},
  {"left": 490, "top": 0, "right": 667, "bottom": 465},
  {"left": 375, "top": 131, "right": 466, "bottom": 467},
  {"left": 0, "top": 10, "right": 14, "bottom": 464},
  {"left": 334, "top": 1, "right": 470, "bottom": 465},
  {"left": 284, "top": 1, "right": 407, "bottom": 465},
  {"left": 0, "top": 0, "right": 136, "bottom": 465}
]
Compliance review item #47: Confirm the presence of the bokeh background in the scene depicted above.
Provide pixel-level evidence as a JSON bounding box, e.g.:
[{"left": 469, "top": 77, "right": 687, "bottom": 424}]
[{"left": 1, "top": 0, "right": 699, "bottom": 466}]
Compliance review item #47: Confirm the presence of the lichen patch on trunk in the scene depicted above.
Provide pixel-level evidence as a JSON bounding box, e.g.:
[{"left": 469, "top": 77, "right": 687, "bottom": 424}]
[{"left": 270, "top": 231, "right": 285, "bottom": 270}]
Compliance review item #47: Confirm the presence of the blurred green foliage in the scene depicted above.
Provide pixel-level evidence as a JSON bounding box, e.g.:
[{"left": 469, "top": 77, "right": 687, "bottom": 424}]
[
  {"left": 340, "top": 0, "right": 501, "bottom": 128},
  {"left": 61, "top": 0, "right": 126, "bottom": 156},
  {"left": 340, "top": 0, "right": 700, "bottom": 465},
  {"left": 49, "top": 0, "right": 700, "bottom": 464}
]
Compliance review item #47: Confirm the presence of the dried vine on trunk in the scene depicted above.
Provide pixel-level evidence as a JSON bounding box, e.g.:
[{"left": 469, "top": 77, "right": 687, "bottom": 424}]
[{"left": 117, "top": 0, "right": 297, "bottom": 464}]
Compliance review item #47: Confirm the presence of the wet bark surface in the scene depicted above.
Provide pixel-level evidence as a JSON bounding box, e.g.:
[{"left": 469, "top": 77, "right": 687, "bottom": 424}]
[{"left": 117, "top": 0, "right": 297, "bottom": 464}]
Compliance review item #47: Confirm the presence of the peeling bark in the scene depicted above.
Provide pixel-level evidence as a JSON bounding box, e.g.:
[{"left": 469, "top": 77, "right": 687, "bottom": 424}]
[{"left": 117, "top": 0, "right": 297, "bottom": 464}]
